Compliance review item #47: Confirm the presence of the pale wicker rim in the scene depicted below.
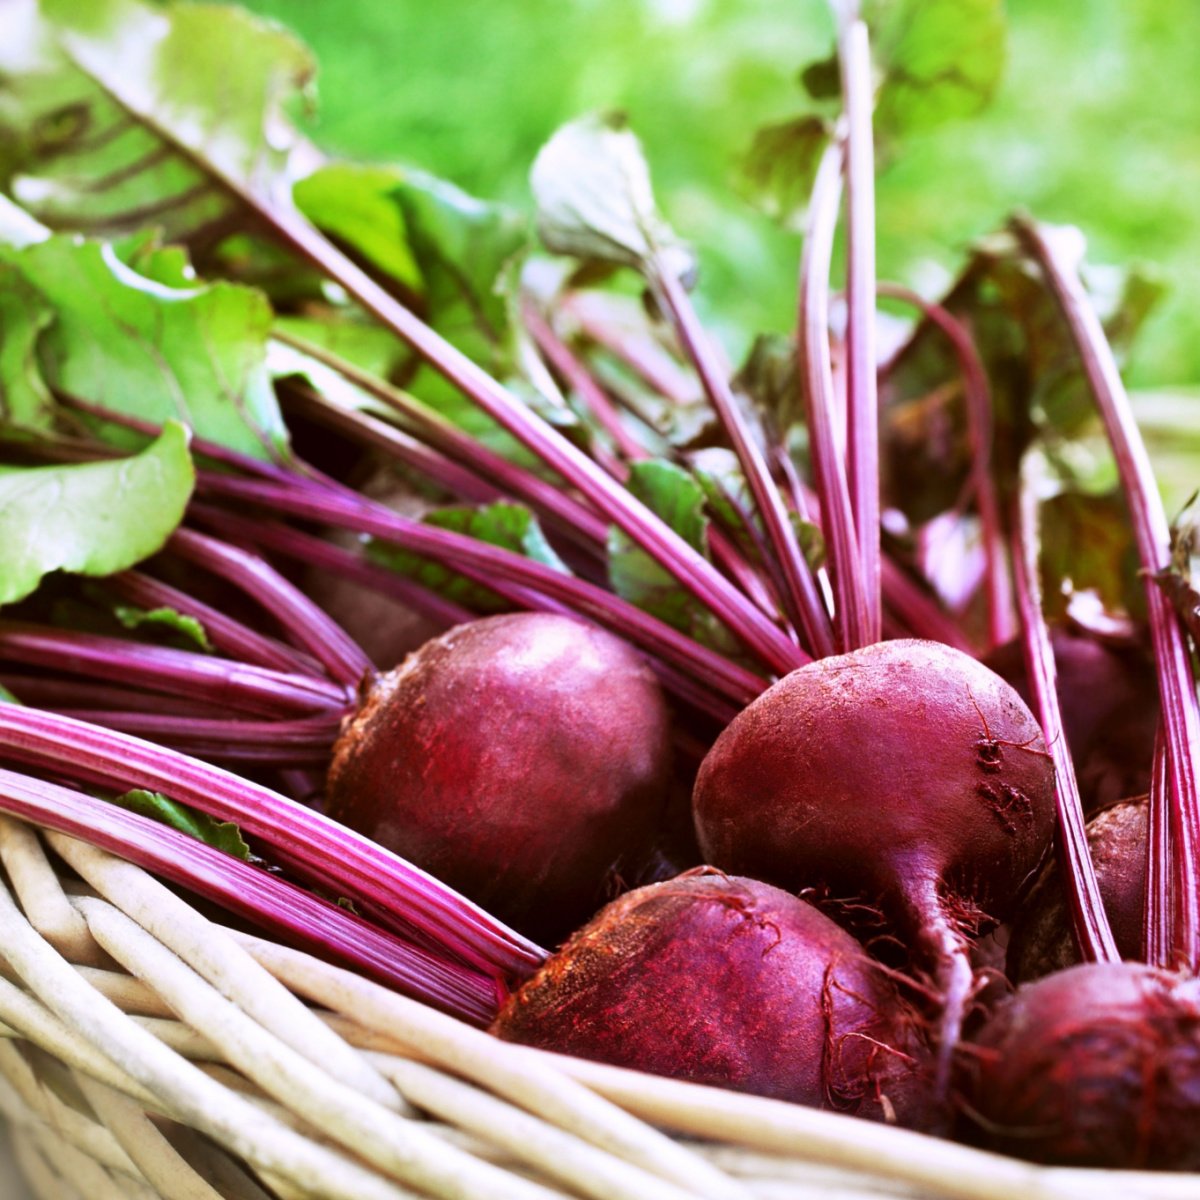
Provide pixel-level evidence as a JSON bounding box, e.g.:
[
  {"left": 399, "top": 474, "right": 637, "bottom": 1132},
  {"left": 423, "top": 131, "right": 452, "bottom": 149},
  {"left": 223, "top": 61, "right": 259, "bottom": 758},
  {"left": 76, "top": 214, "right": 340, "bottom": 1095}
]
[{"left": 0, "top": 813, "right": 1191, "bottom": 1200}]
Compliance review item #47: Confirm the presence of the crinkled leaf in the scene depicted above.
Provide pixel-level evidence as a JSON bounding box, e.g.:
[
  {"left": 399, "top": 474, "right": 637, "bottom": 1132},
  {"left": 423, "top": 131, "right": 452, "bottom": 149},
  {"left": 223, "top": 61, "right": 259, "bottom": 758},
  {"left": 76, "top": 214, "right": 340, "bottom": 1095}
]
[
  {"left": 0, "top": 266, "right": 55, "bottom": 430},
  {"left": 0, "top": 0, "right": 315, "bottom": 244},
  {"left": 368, "top": 502, "right": 570, "bottom": 613},
  {"left": 881, "top": 227, "right": 1163, "bottom": 523},
  {"left": 0, "top": 422, "right": 194, "bottom": 606},
  {"left": 738, "top": 116, "right": 831, "bottom": 231},
  {"left": 273, "top": 315, "right": 407, "bottom": 382},
  {"left": 113, "top": 603, "right": 212, "bottom": 652},
  {"left": 868, "top": 0, "right": 1007, "bottom": 144},
  {"left": 6, "top": 233, "right": 288, "bottom": 457},
  {"left": 114, "top": 789, "right": 251, "bottom": 861},
  {"left": 531, "top": 112, "right": 695, "bottom": 283},
  {"left": 1039, "top": 489, "right": 1142, "bottom": 622}
]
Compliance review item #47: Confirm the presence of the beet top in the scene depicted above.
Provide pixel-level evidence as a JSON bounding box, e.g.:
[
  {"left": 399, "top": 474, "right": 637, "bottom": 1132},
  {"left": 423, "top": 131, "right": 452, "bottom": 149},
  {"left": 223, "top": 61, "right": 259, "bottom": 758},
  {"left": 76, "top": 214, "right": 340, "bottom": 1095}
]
[
  {"left": 692, "top": 638, "right": 1057, "bottom": 1100},
  {"left": 326, "top": 612, "right": 672, "bottom": 943},
  {"left": 962, "top": 961, "right": 1200, "bottom": 1169},
  {"left": 492, "top": 869, "right": 932, "bottom": 1126}
]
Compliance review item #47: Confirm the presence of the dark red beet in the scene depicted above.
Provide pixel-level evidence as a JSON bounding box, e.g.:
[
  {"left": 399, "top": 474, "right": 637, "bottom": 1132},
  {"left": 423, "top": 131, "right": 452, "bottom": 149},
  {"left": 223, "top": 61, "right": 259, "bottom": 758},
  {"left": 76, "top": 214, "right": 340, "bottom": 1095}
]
[
  {"left": 1007, "top": 796, "right": 1147, "bottom": 982},
  {"left": 984, "top": 625, "right": 1158, "bottom": 815},
  {"left": 325, "top": 612, "right": 672, "bottom": 943},
  {"left": 961, "top": 961, "right": 1200, "bottom": 1169},
  {"left": 692, "top": 639, "right": 1056, "bottom": 1100},
  {"left": 492, "top": 869, "right": 933, "bottom": 1126}
]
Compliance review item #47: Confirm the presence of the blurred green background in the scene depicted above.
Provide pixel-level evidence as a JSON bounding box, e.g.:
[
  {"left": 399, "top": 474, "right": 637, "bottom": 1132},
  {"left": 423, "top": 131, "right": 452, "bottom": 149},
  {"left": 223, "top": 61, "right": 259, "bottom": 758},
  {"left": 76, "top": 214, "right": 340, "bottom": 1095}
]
[{"left": 241, "top": 0, "right": 1200, "bottom": 390}]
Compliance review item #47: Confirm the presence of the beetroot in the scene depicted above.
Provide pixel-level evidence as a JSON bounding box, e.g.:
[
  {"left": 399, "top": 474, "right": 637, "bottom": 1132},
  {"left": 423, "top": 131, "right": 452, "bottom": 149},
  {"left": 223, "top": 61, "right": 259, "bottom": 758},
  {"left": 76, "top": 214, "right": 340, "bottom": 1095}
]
[
  {"left": 325, "top": 612, "right": 672, "bottom": 942},
  {"left": 692, "top": 639, "right": 1056, "bottom": 1098},
  {"left": 492, "top": 869, "right": 933, "bottom": 1125},
  {"left": 984, "top": 625, "right": 1158, "bottom": 815},
  {"left": 961, "top": 961, "right": 1200, "bottom": 1168},
  {"left": 1008, "top": 795, "right": 1148, "bottom": 982}
]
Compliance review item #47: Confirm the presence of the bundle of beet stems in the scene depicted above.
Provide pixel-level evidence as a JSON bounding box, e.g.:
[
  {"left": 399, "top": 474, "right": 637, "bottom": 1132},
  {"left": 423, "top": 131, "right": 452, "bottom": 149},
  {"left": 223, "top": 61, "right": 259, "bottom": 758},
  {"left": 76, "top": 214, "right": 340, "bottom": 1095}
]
[{"left": 0, "top": 0, "right": 1198, "bottom": 1196}]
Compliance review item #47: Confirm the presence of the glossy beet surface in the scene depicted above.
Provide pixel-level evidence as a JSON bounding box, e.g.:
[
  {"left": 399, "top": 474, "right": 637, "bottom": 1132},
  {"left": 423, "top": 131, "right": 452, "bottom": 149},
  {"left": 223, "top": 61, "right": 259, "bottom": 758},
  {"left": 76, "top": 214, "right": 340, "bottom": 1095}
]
[
  {"left": 962, "top": 962, "right": 1200, "bottom": 1168},
  {"left": 1008, "top": 796, "right": 1148, "bottom": 982},
  {"left": 693, "top": 640, "right": 1055, "bottom": 936},
  {"left": 492, "top": 870, "right": 933, "bottom": 1125},
  {"left": 692, "top": 639, "right": 1056, "bottom": 1101},
  {"left": 326, "top": 613, "right": 672, "bottom": 943}
]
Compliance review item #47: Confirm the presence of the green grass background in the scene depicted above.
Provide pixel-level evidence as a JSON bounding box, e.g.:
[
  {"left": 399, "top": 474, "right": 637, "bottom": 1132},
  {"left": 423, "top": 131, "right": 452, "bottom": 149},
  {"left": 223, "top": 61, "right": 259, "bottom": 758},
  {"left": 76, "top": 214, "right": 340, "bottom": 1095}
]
[{"left": 242, "top": 0, "right": 1200, "bottom": 389}]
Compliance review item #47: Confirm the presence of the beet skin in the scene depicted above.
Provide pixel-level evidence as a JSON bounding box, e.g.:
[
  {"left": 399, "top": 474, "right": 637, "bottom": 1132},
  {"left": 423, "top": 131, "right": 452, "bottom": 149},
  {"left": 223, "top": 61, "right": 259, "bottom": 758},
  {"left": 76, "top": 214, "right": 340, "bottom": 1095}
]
[
  {"left": 1007, "top": 796, "right": 1148, "bottom": 983},
  {"left": 692, "top": 639, "right": 1056, "bottom": 1100},
  {"left": 962, "top": 961, "right": 1200, "bottom": 1169},
  {"left": 325, "top": 613, "right": 672, "bottom": 943},
  {"left": 492, "top": 869, "right": 933, "bottom": 1126}
]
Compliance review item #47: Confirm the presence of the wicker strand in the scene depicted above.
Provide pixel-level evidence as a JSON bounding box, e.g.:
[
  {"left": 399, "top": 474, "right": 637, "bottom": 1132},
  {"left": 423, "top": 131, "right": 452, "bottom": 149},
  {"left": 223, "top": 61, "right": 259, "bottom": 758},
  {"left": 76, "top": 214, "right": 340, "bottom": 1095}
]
[
  {"left": 230, "top": 930, "right": 749, "bottom": 1200},
  {"left": 46, "top": 831, "right": 406, "bottom": 1114},
  {"left": 72, "top": 893, "right": 571, "bottom": 1200},
  {"left": 73, "top": 1072, "right": 226, "bottom": 1200},
  {"left": 11, "top": 1129, "right": 79, "bottom": 1200},
  {"left": 0, "top": 875, "right": 456, "bottom": 1200}
]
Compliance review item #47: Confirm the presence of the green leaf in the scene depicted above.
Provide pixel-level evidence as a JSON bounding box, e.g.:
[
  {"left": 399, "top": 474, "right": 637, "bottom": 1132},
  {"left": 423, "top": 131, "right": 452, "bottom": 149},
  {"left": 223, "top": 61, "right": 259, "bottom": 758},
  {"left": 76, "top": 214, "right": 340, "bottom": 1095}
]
[
  {"left": 606, "top": 459, "right": 740, "bottom": 654},
  {"left": 5, "top": 233, "right": 288, "bottom": 457},
  {"left": 1039, "top": 489, "right": 1142, "bottom": 622},
  {"left": 368, "top": 501, "right": 570, "bottom": 612},
  {"left": 0, "top": 195, "right": 51, "bottom": 249},
  {"left": 869, "top": 0, "right": 1007, "bottom": 144},
  {"left": 0, "top": 0, "right": 315, "bottom": 245},
  {"left": 112, "top": 603, "right": 212, "bottom": 652},
  {"left": 114, "top": 789, "right": 251, "bottom": 861},
  {"left": 531, "top": 112, "right": 695, "bottom": 283},
  {"left": 738, "top": 116, "right": 831, "bottom": 231},
  {"left": 0, "top": 422, "right": 194, "bottom": 606},
  {"left": 293, "top": 163, "right": 424, "bottom": 294},
  {"left": 1155, "top": 492, "right": 1200, "bottom": 646},
  {"left": 0, "top": 264, "right": 55, "bottom": 430},
  {"left": 733, "top": 332, "right": 802, "bottom": 436},
  {"left": 0, "top": 683, "right": 22, "bottom": 705}
]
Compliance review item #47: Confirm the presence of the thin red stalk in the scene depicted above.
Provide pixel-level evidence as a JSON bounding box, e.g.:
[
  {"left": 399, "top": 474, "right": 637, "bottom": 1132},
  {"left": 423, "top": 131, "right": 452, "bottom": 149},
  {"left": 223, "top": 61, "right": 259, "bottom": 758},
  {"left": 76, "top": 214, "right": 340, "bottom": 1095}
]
[
  {"left": 48, "top": 711, "right": 341, "bottom": 768},
  {"left": 0, "top": 621, "right": 348, "bottom": 718},
  {"left": 1146, "top": 728, "right": 1173, "bottom": 967},
  {"left": 107, "top": 570, "right": 320, "bottom": 677},
  {"left": 0, "top": 767, "right": 503, "bottom": 1024},
  {"left": 654, "top": 269, "right": 832, "bottom": 659},
  {"left": 194, "top": 476, "right": 772, "bottom": 705},
  {"left": 188, "top": 507, "right": 475, "bottom": 633},
  {"left": 166, "top": 529, "right": 372, "bottom": 688},
  {"left": 1011, "top": 468, "right": 1119, "bottom": 963},
  {"left": 0, "top": 675, "right": 225, "bottom": 718},
  {"left": 799, "top": 141, "right": 868, "bottom": 652},
  {"left": 563, "top": 293, "right": 698, "bottom": 405},
  {"left": 839, "top": 17, "right": 882, "bottom": 643},
  {"left": 878, "top": 558, "right": 976, "bottom": 653},
  {"left": 878, "top": 282, "right": 1015, "bottom": 648},
  {"left": 0, "top": 706, "right": 545, "bottom": 978},
  {"left": 1017, "top": 217, "right": 1200, "bottom": 969},
  {"left": 282, "top": 383, "right": 502, "bottom": 506},
  {"left": 256, "top": 211, "right": 803, "bottom": 675},
  {"left": 522, "top": 300, "right": 646, "bottom": 461},
  {"left": 273, "top": 333, "right": 611, "bottom": 550}
]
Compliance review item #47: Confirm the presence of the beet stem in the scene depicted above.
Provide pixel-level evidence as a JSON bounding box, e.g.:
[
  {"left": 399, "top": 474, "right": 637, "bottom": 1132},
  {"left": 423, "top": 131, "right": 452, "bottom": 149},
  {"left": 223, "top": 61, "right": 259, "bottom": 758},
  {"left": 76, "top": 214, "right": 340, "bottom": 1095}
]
[
  {"left": 840, "top": 17, "right": 883, "bottom": 645},
  {"left": 877, "top": 283, "right": 1015, "bottom": 649},
  {"left": 798, "top": 141, "right": 869, "bottom": 653},
  {"left": 653, "top": 267, "right": 834, "bottom": 659},
  {"left": 1146, "top": 729, "right": 1174, "bottom": 967},
  {"left": 1011, "top": 458, "right": 1119, "bottom": 963},
  {"left": 1017, "top": 217, "right": 1200, "bottom": 969}
]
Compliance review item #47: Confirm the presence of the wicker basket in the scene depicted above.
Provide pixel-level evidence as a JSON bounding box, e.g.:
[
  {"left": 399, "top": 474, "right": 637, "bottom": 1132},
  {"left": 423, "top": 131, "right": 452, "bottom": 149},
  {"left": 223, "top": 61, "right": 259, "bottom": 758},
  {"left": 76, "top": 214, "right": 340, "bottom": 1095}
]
[{"left": 0, "top": 814, "right": 1191, "bottom": 1200}]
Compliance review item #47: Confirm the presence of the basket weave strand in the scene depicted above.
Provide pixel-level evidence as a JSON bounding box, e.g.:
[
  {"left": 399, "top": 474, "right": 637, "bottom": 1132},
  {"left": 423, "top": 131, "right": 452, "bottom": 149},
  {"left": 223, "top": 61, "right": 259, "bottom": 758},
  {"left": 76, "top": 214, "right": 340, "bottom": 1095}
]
[{"left": 0, "top": 818, "right": 1196, "bottom": 1199}]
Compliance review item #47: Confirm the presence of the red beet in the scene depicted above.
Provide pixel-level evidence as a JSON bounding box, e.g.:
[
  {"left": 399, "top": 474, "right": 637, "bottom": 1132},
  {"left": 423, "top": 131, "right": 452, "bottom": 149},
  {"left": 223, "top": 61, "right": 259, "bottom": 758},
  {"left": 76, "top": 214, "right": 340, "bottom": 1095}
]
[
  {"left": 492, "top": 869, "right": 933, "bottom": 1125},
  {"left": 961, "top": 961, "right": 1200, "bottom": 1168},
  {"left": 1007, "top": 796, "right": 1148, "bottom": 982},
  {"left": 692, "top": 639, "right": 1056, "bottom": 1100},
  {"left": 984, "top": 625, "right": 1158, "bottom": 815},
  {"left": 325, "top": 612, "right": 673, "bottom": 942}
]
